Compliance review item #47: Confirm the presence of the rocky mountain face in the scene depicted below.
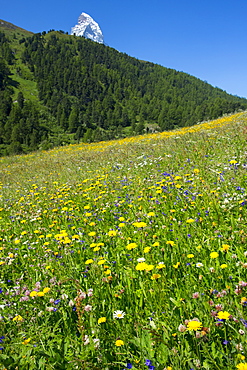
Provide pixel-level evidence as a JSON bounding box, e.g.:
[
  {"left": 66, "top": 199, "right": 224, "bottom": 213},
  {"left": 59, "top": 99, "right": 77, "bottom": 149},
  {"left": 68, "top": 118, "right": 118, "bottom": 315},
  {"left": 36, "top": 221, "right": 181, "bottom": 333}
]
[{"left": 71, "top": 12, "right": 104, "bottom": 44}]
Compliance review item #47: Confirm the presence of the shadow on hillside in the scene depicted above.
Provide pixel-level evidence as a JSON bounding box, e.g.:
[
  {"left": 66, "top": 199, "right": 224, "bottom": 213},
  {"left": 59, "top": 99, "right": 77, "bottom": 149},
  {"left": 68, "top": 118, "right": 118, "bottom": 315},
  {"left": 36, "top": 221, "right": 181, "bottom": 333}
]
[{"left": 8, "top": 77, "right": 19, "bottom": 89}]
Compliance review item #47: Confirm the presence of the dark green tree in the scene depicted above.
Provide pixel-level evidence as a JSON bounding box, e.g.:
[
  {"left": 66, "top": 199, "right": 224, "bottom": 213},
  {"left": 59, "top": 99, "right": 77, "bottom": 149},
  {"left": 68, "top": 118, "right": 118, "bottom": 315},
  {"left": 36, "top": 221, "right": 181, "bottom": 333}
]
[
  {"left": 68, "top": 106, "right": 79, "bottom": 133},
  {"left": 17, "top": 92, "right": 24, "bottom": 109}
]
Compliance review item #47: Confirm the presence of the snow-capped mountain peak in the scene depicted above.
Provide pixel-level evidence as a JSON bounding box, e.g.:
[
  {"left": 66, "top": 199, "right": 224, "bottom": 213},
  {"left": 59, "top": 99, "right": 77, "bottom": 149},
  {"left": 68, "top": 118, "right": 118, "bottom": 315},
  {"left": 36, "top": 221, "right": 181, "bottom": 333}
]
[{"left": 71, "top": 12, "right": 104, "bottom": 44}]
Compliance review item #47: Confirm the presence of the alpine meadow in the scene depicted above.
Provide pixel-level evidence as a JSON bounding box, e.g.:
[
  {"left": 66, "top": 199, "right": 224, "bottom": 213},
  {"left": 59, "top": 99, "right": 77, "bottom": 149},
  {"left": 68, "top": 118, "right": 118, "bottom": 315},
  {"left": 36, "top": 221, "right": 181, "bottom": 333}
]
[{"left": 0, "top": 19, "right": 247, "bottom": 370}]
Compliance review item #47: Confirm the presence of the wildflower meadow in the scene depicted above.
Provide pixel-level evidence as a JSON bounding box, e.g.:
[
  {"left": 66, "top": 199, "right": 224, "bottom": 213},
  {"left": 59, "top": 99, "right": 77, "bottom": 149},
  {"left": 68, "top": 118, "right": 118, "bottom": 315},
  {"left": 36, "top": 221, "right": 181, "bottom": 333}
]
[{"left": 0, "top": 112, "right": 247, "bottom": 369}]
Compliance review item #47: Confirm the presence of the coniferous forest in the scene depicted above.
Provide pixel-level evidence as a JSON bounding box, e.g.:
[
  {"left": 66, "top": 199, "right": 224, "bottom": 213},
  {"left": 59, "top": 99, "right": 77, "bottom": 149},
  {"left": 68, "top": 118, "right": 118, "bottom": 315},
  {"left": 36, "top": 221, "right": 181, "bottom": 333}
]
[{"left": 1, "top": 20, "right": 247, "bottom": 155}]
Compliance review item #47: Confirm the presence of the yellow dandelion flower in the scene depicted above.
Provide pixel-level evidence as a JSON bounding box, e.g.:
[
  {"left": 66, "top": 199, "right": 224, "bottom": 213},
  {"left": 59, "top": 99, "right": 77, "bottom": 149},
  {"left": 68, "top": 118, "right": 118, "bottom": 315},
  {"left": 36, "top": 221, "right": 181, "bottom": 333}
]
[
  {"left": 126, "top": 242, "right": 137, "bottom": 250},
  {"left": 144, "top": 247, "right": 151, "bottom": 253},
  {"left": 241, "top": 297, "right": 247, "bottom": 305},
  {"left": 43, "top": 287, "right": 50, "bottom": 294},
  {"left": 236, "top": 363, "right": 247, "bottom": 370},
  {"left": 85, "top": 259, "right": 94, "bottom": 264},
  {"left": 152, "top": 241, "right": 160, "bottom": 247},
  {"left": 166, "top": 240, "right": 175, "bottom": 246},
  {"left": 186, "top": 320, "right": 203, "bottom": 331},
  {"left": 133, "top": 222, "right": 147, "bottom": 228},
  {"left": 221, "top": 244, "right": 230, "bottom": 252},
  {"left": 186, "top": 218, "right": 195, "bottom": 223},
  {"left": 22, "top": 338, "right": 31, "bottom": 345},
  {"left": 108, "top": 230, "right": 117, "bottom": 236},
  {"left": 30, "top": 291, "right": 38, "bottom": 297},
  {"left": 37, "top": 292, "right": 45, "bottom": 297},
  {"left": 98, "top": 259, "right": 106, "bottom": 265},
  {"left": 135, "top": 262, "right": 148, "bottom": 271},
  {"left": 104, "top": 269, "right": 111, "bottom": 275},
  {"left": 115, "top": 339, "right": 124, "bottom": 346},
  {"left": 98, "top": 317, "right": 106, "bottom": 324},
  {"left": 217, "top": 311, "right": 230, "bottom": 320},
  {"left": 210, "top": 252, "right": 219, "bottom": 259}
]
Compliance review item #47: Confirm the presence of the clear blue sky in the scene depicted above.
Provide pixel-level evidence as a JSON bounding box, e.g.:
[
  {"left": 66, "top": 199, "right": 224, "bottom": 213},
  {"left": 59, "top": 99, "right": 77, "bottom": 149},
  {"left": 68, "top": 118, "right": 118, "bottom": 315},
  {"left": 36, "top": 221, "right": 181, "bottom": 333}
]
[{"left": 2, "top": 0, "right": 247, "bottom": 98}]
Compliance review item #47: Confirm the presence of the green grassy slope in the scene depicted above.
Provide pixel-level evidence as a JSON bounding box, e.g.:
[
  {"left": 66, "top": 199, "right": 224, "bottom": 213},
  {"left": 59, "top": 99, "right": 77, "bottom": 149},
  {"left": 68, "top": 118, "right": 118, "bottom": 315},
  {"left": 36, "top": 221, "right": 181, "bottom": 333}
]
[
  {"left": 0, "top": 112, "right": 247, "bottom": 369},
  {"left": 0, "top": 20, "right": 38, "bottom": 101}
]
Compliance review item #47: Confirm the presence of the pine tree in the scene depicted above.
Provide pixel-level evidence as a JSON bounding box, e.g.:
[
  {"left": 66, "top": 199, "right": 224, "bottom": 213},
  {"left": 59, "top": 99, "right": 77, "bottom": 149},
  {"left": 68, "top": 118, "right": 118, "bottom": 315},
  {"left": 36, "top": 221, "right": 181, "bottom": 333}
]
[
  {"left": 68, "top": 106, "right": 79, "bottom": 133},
  {"left": 17, "top": 92, "right": 24, "bottom": 109}
]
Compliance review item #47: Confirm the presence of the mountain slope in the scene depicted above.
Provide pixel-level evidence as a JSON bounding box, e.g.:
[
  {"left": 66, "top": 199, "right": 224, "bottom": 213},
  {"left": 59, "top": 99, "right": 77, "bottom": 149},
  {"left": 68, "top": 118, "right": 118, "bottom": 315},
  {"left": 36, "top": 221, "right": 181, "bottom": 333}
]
[
  {"left": 0, "top": 19, "right": 33, "bottom": 37},
  {"left": 0, "top": 21, "right": 247, "bottom": 156},
  {"left": 21, "top": 32, "right": 247, "bottom": 130},
  {"left": 0, "top": 19, "right": 37, "bottom": 102}
]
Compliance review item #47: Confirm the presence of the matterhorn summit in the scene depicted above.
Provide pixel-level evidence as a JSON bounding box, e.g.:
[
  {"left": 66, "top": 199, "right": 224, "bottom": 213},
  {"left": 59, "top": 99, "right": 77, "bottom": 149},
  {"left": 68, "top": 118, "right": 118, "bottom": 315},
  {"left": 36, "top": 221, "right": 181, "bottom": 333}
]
[{"left": 71, "top": 12, "right": 104, "bottom": 44}]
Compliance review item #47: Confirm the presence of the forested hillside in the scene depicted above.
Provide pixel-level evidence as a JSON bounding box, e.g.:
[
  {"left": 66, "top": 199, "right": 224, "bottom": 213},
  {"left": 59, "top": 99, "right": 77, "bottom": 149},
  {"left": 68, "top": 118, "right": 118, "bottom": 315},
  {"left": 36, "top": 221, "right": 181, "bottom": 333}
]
[{"left": 0, "top": 21, "right": 247, "bottom": 155}]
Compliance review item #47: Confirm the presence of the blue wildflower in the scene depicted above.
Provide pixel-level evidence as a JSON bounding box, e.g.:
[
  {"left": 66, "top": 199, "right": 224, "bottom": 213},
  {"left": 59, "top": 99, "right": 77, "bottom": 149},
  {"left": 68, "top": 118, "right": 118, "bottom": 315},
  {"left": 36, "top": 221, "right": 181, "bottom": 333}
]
[{"left": 240, "top": 319, "right": 247, "bottom": 328}]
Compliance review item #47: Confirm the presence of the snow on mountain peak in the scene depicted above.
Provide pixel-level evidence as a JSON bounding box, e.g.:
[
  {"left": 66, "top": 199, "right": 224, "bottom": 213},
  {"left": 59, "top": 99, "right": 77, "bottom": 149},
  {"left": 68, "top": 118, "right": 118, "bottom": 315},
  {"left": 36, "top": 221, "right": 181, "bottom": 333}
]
[{"left": 71, "top": 12, "right": 104, "bottom": 44}]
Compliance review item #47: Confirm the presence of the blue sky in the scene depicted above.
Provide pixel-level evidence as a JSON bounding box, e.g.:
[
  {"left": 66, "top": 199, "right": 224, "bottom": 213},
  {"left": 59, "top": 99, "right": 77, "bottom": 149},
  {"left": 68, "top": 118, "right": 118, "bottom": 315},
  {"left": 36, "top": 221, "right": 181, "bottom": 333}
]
[{"left": 2, "top": 0, "right": 247, "bottom": 98}]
